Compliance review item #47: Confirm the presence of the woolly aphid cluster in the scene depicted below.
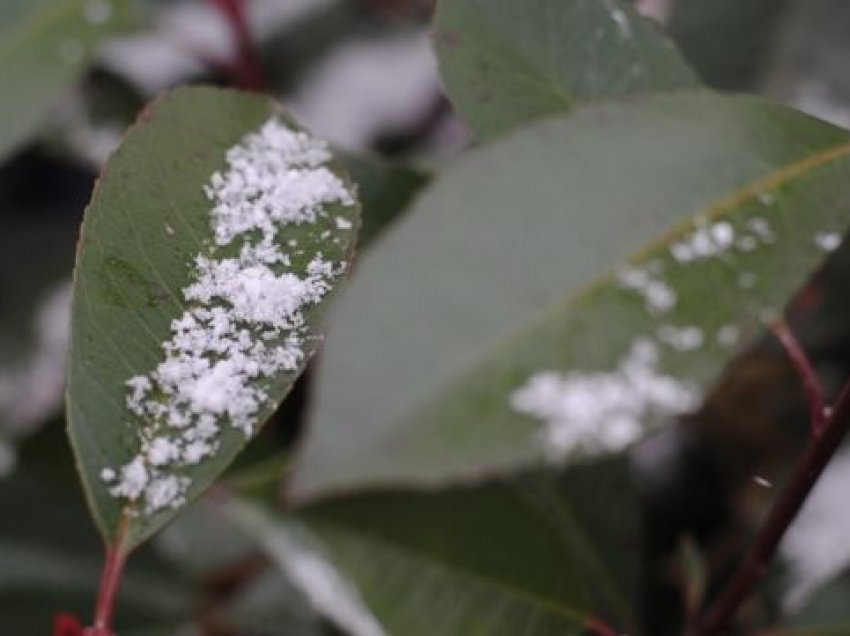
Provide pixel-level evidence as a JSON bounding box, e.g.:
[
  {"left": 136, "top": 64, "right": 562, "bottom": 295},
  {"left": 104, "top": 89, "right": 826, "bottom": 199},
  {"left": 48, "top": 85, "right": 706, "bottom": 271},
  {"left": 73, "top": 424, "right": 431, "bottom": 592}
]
[{"left": 102, "top": 119, "right": 355, "bottom": 514}]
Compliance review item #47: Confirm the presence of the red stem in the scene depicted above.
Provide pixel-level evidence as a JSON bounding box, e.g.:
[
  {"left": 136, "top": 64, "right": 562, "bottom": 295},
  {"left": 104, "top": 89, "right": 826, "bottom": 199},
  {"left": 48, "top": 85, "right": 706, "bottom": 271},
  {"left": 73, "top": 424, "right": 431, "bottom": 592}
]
[
  {"left": 87, "top": 522, "right": 130, "bottom": 636},
  {"left": 691, "top": 378, "right": 850, "bottom": 635},
  {"left": 585, "top": 616, "right": 619, "bottom": 636},
  {"left": 770, "top": 319, "right": 827, "bottom": 436},
  {"left": 207, "top": 0, "right": 266, "bottom": 91}
]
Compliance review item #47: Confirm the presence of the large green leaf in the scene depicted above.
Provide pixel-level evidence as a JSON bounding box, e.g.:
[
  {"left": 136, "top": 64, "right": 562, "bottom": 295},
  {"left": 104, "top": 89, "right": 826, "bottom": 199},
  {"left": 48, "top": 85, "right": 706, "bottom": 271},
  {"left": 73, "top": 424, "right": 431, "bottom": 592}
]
[
  {"left": 0, "top": 0, "right": 131, "bottom": 161},
  {"left": 433, "top": 0, "right": 699, "bottom": 140},
  {"left": 292, "top": 92, "right": 850, "bottom": 499},
  {"left": 288, "top": 458, "right": 639, "bottom": 634},
  {"left": 66, "top": 86, "right": 360, "bottom": 549}
]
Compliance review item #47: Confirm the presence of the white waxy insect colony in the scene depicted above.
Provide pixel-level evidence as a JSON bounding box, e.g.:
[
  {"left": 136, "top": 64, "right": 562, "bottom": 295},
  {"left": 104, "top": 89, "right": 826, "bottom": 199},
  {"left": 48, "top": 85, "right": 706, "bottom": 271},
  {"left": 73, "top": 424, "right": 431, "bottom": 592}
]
[
  {"left": 511, "top": 339, "right": 699, "bottom": 461},
  {"left": 102, "top": 119, "right": 355, "bottom": 514}
]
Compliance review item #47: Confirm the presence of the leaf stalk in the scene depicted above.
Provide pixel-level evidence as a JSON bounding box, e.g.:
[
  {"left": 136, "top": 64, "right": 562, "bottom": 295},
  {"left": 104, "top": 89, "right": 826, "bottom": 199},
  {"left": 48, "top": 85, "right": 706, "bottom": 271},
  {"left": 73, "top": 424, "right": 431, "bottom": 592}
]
[{"left": 87, "top": 520, "right": 130, "bottom": 636}]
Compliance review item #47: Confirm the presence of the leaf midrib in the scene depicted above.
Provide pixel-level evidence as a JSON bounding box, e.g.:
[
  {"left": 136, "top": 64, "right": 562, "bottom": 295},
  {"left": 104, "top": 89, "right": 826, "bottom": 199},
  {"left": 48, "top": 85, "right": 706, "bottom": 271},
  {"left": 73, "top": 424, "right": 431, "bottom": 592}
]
[
  {"left": 0, "top": 0, "right": 83, "bottom": 59},
  {"left": 385, "top": 135, "right": 850, "bottom": 461}
]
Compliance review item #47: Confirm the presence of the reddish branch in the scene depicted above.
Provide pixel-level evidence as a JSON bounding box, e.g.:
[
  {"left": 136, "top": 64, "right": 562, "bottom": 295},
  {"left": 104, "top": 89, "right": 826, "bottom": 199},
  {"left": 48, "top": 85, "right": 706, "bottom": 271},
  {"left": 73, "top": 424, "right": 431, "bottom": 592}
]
[
  {"left": 88, "top": 544, "right": 128, "bottom": 636},
  {"left": 585, "top": 615, "right": 620, "bottom": 636},
  {"left": 207, "top": 0, "right": 266, "bottom": 91},
  {"left": 770, "top": 319, "right": 828, "bottom": 436},
  {"left": 691, "top": 323, "right": 850, "bottom": 635}
]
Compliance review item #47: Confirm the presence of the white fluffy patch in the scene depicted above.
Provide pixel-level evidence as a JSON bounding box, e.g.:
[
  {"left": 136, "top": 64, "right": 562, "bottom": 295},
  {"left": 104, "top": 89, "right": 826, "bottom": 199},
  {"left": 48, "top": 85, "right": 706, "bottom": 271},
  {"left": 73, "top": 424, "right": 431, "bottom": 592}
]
[
  {"left": 103, "top": 119, "right": 355, "bottom": 514},
  {"left": 511, "top": 339, "right": 699, "bottom": 461}
]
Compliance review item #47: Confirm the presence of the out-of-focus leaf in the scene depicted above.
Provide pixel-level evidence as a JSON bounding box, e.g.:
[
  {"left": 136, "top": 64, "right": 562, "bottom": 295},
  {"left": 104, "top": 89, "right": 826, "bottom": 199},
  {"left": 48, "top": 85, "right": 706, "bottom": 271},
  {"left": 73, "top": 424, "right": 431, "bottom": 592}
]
[
  {"left": 0, "top": 427, "right": 189, "bottom": 635},
  {"left": 343, "top": 154, "right": 429, "bottom": 246},
  {"left": 293, "top": 92, "right": 850, "bottom": 499},
  {"left": 0, "top": 0, "right": 132, "bottom": 162},
  {"left": 433, "top": 0, "right": 698, "bottom": 140},
  {"left": 667, "top": 0, "right": 793, "bottom": 90},
  {"left": 153, "top": 497, "right": 255, "bottom": 580},
  {"left": 66, "top": 87, "right": 360, "bottom": 550},
  {"left": 780, "top": 571, "right": 850, "bottom": 634},
  {"left": 290, "top": 457, "right": 639, "bottom": 634},
  {"left": 761, "top": 0, "right": 850, "bottom": 129},
  {"left": 0, "top": 152, "right": 91, "bottom": 441},
  {"left": 223, "top": 498, "right": 386, "bottom": 636},
  {"left": 222, "top": 568, "right": 339, "bottom": 636}
]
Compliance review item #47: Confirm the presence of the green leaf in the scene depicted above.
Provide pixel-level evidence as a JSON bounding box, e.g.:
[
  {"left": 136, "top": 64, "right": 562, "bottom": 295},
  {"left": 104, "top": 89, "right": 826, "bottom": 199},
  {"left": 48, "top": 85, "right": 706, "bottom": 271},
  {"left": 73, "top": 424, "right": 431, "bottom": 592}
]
[
  {"left": 289, "top": 458, "right": 639, "bottom": 634},
  {"left": 222, "top": 498, "right": 386, "bottom": 636},
  {"left": 66, "top": 86, "right": 360, "bottom": 550},
  {"left": 222, "top": 568, "right": 339, "bottom": 636},
  {"left": 667, "top": 0, "right": 794, "bottom": 90},
  {"left": 293, "top": 92, "right": 850, "bottom": 499},
  {"left": 433, "top": 0, "right": 699, "bottom": 140},
  {"left": 342, "top": 154, "right": 429, "bottom": 246},
  {"left": 781, "top": 570, "right": 850, "bottom": 634},
  {"left": 0, "top": 0, "right": 131, "bottom": 162}
]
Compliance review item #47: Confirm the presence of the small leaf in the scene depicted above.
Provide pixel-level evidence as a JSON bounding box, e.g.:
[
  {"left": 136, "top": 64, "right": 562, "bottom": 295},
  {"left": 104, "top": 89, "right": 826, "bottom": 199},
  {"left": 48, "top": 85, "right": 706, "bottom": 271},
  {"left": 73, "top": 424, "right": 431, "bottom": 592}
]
[
  {"left": 0, "top": 0, "right": 131, "bottom": 161},
  {"left": 433, "top": 0, "right": 699, "bottom": 140},
  {"left": 293, "top": 92, "right": 850, "bottom": 499},
  {"left": 66, "top": 86, "right": 360, "bottom": 550}
]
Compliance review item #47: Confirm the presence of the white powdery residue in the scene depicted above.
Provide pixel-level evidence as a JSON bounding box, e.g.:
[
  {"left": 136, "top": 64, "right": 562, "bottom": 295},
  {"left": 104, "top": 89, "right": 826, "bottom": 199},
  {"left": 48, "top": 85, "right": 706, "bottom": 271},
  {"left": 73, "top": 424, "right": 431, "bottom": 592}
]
[
  {"left": 109, "top": 456, "right": 149, "bottom": 501},
  {"left": 511, "top": 339, "right": 699, "bottom": 462},
  {"left": 814, "top": 231, "right": 842, "bottom": 253},
  {"left": 781, "top": 446, "right": 850, "bottom": 610},
  {"left": 670, "top": 221, "right": 735, "bottom": 263},
  {"left": 657, "top": 325, "right": 704, "bottom": 352},
  {"left": 104, "top": 118, "right": 355, "bottom": 514},
  {"left": 618, "top": 267, "right": 676, "bottom": 313},
  {"left": 144, "top": 475, "right": 191, "bottom": 513},
  {"left": 335, "top": 216, "right": 353, "bottom": 230},
  {"left": 206, "top": 120, "right": 353, "bottom": 246}
]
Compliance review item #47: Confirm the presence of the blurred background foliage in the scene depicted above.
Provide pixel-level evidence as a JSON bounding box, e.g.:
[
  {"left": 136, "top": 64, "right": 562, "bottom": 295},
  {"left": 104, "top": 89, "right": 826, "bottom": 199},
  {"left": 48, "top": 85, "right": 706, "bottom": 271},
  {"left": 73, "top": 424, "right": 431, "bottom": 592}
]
[{"left": 5, "top": 0, "right": 850, "bottom": 634}]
